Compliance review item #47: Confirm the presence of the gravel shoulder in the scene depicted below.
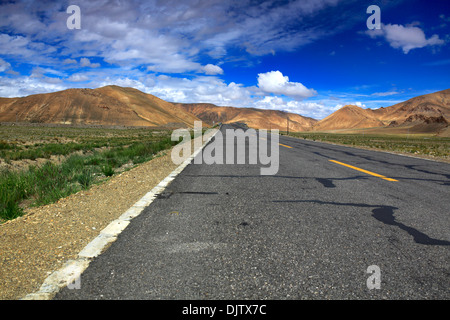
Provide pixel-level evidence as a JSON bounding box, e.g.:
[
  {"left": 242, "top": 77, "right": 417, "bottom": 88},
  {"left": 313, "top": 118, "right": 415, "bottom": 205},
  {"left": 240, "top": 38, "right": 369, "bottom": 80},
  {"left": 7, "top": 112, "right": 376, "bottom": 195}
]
[{"left": 0, "top": 134, "right": 206, "bottom": 300}]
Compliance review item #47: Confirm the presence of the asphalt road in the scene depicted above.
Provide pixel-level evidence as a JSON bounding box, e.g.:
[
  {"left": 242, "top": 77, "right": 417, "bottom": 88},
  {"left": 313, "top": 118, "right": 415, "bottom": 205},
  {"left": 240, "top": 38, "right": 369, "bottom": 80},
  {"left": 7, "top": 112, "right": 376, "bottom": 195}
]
[{"left": 54, "top": 123, "right": 450, "bottom": 300}]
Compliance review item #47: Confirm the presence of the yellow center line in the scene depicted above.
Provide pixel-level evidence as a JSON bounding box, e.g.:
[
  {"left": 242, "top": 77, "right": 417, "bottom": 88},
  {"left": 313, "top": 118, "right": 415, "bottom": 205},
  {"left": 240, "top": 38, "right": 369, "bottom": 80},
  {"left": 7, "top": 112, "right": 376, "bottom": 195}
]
[
  {"left": 279, "top": 143, "right": 292, "bottom": 148},
  {"left": 329, "top": 160, "right": 398, "bottom": 182}
]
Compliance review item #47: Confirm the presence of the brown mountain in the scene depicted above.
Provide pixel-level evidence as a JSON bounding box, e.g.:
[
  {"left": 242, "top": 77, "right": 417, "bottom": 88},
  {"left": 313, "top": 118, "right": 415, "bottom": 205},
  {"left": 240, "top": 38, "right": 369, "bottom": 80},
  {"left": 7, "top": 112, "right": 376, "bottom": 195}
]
[
  {"left": 1, "top": 86, "right": 448, "bottom": 135},
  {"left": 313, "top": 89, "right": 450, "bottom": 134},
  {"left": 372, "top": 89, "right": 450, "bottom": 125},
  {"left": 0, "top": 85, "right": 200, "bottom": 128},
  {"left": 313, "top": 105, "right": 385, "bottom": 131},
  {"left": 0, "top": 85, "right": 317, "bottom": 130},
  {"left": 175, "top": 103, "right": 317, "bottom": 131}
]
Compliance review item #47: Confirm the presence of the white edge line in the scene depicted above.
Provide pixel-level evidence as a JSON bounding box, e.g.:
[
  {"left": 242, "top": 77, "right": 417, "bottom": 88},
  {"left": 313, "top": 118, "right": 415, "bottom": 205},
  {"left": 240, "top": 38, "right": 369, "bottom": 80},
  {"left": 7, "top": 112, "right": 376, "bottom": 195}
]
[{"left": 21, "top": 129, "right": 219, "bottom": 300}]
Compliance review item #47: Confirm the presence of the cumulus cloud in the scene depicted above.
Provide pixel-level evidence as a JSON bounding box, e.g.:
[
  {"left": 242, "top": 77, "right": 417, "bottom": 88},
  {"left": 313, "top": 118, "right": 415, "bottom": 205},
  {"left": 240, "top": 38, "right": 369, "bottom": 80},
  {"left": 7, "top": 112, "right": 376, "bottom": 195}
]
[
  {"left": 254, "top": 96, "right": 286, "bottom": 109},
  {"left": 67, "top": 74, "right": 89, "bottom": 82},
  {"left": 201, "top": 64, "right": 224, "bottom": 75},
  {"left": 63, "top": 58, "right": 77, "bottom": 65},
  {"left": 0, "top": 75, "right": 66, "bottom": 98},
  {"left": 367, "top": 23, "right": 444, "bottom": 54},
  {"left": 257, "top": 71, "right": 316, "bottom": 99},
  {"left": 80, "top": 58, "right": 100, "bottom": 68},
  {"left": 253, "top": 96, "right": 339, "bottom": 120},
  {"left": 148, "top": 75, "right": 253, "bottom": 106}
]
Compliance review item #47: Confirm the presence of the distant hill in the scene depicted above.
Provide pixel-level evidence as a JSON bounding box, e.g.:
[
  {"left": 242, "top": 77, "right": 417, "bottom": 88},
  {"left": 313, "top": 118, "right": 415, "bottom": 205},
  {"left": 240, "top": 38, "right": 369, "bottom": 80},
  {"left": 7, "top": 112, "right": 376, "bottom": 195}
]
[
  {"left": 1, "top": 86, "right": 448, "bottom": 135},
  {"left": 312, "top": 105, "right": 385, "bottom": 131},
  {"left": 0, "top": 85, "right": 316, "bottom": 130},
  {"left": 0, "top": 85, "right": 200, "bottom": 128},
  {"left": 372, "top": 89, "right": 450, "bottom": 127},
  {"left": 313, "top": 89, "right": 450, "bottom": 135},
  {"left": 175, "top": 103, "right": 317, "bottom": 131}
]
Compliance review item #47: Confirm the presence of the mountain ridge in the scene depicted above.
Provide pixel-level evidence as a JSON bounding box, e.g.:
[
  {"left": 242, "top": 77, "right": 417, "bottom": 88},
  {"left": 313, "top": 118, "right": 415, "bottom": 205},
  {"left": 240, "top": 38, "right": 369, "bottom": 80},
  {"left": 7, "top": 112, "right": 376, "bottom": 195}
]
[
  {"left": 312, "top": 89, "right": 449, "bottom": 134},
  {"left": 0, "top": 85, "right": 200, "bottom": 128},
  {"left": 175, "top": 103, "right": 317, "bottom": 131},
  {"left": 0, "top": 86, "right": 448, "bottom": 135}
]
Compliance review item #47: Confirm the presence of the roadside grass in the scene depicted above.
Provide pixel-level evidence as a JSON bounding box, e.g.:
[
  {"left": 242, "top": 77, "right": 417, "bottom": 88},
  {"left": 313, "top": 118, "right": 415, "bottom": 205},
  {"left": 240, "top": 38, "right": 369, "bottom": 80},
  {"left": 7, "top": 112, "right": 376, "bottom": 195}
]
[
  {"left": 0, "top": 125, "right": 177, "bottom": 163},
  {"left": 0, "top": 125, "right": 183, "bottom": 222},
  {"left": 282, "top": 131, "right": 450, "bottom": 159}
]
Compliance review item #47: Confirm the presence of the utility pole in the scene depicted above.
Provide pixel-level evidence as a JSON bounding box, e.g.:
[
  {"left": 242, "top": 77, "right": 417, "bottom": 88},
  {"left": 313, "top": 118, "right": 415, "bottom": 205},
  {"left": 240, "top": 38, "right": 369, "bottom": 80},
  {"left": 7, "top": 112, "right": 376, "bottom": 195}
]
[{"left": 286, "top": 116, "right": 289, "bottom": 135}]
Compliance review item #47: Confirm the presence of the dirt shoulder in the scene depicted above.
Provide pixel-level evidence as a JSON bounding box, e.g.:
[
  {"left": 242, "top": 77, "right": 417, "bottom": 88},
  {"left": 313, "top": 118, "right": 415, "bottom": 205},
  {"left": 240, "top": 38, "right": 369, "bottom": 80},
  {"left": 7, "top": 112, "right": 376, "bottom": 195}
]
[{"left": 0, "top": 135, "right": 204, "bottom": 300}]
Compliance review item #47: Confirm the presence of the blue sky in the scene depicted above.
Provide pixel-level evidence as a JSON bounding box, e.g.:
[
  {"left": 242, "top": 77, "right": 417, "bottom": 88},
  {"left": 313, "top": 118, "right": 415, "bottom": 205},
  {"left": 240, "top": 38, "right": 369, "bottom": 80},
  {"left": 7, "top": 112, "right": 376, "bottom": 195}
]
[{"left": 0, "top": 0, "right": 448, "bottom": 119}]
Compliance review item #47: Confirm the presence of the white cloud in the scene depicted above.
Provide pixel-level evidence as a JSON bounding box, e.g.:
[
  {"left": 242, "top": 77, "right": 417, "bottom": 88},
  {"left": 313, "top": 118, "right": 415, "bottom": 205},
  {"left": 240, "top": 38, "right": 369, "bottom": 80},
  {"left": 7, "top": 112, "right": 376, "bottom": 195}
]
[
  {"left": 0, "top": 33, "right": 57, "bottom": 65},
  {"left": 99, "top": 74, "right": 158, "bottom": 91},
  {"left": 0, "top": 33, "right": 31, "bottom": 57},
  {"left": 0, "top": 58, "right": 11, "bottom": 72},
  {"left": 29, "top": 67, "right": 66, "bottom": 81},
  {"left": 145, "top": 57, "right": 201, "bottom": 74},
  {"left": 253, "top": 96, "right": 339, "bottom": 120},
  {"left": 257, "top": 71, "right": 316, "bottom": 99},
  {"left": 80, "top": 58, "right": 100, "bottom": 68},
  {"left": 63, "top": 58, "right": 77, "bottom": 65},
  {"left": 90, "top": 71, "right": 253, "bottom": 107},
  {"left": 371, "top": 91, "right": 399, "bottom": 97},
  {"left": 254, "top": 96, "right": 285, "bottom": 108},
  {"left": 67, "top": 74, "right": 89, "bottom": 82},
  {"left": 0, "top": 75, "right": 66, "bottom": 98},
  {"left": 147, "top": 75, "right": 253, "bottom": 106},
  {"left": 2, "top": 0, "right": 349, "bottom": 75},
  {"left": 201, "top": 64, "right": 224, "bottom": 75},
  {"left": 367, "top": 23, "right": 445, "bottom": 54}
]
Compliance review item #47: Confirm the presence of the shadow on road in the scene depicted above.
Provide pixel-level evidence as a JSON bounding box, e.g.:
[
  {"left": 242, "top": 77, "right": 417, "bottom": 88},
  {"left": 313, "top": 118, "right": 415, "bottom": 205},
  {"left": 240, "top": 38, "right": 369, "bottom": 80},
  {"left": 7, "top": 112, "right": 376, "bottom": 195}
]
[{"left": 272, "top": 199, "right": 450, "bottom": 246}]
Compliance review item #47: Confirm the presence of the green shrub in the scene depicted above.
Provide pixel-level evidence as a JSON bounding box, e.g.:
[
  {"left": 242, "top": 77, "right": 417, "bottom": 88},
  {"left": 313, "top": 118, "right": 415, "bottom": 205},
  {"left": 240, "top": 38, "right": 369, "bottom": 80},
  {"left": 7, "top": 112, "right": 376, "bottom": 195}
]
[
  {"left": 77, "top": 168, "right": 94, "bottom": 189},
  {"left": 101, "top": 164, "right": 115, "bottom": 177}
]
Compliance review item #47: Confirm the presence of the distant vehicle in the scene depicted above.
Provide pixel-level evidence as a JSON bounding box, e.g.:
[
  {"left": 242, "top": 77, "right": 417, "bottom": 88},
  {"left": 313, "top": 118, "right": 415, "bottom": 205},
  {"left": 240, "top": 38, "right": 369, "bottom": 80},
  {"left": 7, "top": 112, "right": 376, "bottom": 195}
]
[{"left": 231, "top": 122, "right": 249, "bottom": 130}]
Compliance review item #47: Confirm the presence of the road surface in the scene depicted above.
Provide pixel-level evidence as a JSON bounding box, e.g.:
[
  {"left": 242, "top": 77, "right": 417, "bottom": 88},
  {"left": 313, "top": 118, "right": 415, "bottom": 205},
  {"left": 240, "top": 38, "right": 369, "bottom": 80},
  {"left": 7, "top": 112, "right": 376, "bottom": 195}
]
[{"left": 54, "top": 123, "right": 450, "bottom": 300}]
